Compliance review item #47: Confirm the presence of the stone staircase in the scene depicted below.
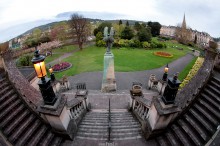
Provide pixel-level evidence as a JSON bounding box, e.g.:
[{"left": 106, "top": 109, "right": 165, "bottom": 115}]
[
  {"left": 0, "top": 70, "right": 64, "bottom": 146},
  {"left": 157, "top": 68, "right": 220, "bottom": 146},
  {"left": 76, "top": 109, "right": 142, "bottom": 141}
]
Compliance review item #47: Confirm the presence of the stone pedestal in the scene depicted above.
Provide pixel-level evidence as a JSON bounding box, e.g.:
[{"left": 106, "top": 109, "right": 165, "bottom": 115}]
[
  {"left": 101, "top": 52, "right": 116, "bottom": 92},
  {"left": 144, "top": 97, "right": 181, "bottom": 139},
  {"left": 37, "top": 95, "right": 74, "bottom": 139}
]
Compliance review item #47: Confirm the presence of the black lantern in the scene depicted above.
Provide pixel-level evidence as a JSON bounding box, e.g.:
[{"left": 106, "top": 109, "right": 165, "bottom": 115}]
[
  {"left": 162, "top": 73, "right": 181, "bottom": 105},
  {"left": 162, "top": 64, "right": 169, "bottom": 81},
  {"left": 31, "top": 50, "right": 57, "bottom": 105},
  {"left": 49, "top": 64, "right": 55, "bottom": 81}
]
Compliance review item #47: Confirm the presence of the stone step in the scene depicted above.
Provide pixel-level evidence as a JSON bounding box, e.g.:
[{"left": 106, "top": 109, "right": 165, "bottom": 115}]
[
  {"left": 25, "top": 125, "right": 48, "bottom": 146},
  {"left": 198, "top": 98, "right": 220, "bottom": 119},
  {"left": 49, "top": 136, "right": 63, "bottom": 146},
  {"left": 78, "top": 128, "right": 108, "bottom": 133},
  {"left": 111, "top": 127, "right": 141, "bottom": 133},
  {"left": 80, "top": 121, "right": 108, "bottom": 126},
  {"left": 111, "top": 124, "right": 140, "bottom": 129},
  {"left": 0, "top": 94, "right": 18, "bottom": 110},
  {"left": 201, "top": 93, "right": 220, "bottom": 111},
  {"left": 0, "top": 85, "right": 13, "bottom": 95},
  {"left": 193, "top": 103, "right": 218, "bottom": 126},
  {"left": 184, "top": 113, "right": 209, "bottom": 141},
  {"left": 177, "top": 119, "right": 203, "bottom": 145},
  {"left": 0, "top": 104, "right": 25, "bottom": 128},
  {"left": 8, "top": 117, "right": 39, "bottom": 143},
  {"left": 207, "top": 84, "right": 220, "bottom": 96},
  {"left": 38, "top": 130, "right": 54, "bottom": 146},
  {"left": 111, "top": 134, "right": 142, "bottom": 140},
  {"left": 79, "top": 124, "right": 108, "bottom": 129},
  {"left": 204, "top": 88, "right": 220, "bottom": 103},
  {"left": 0, "top": 99, "right": 21, "bottom": 119},
  {"left": 0, "top": 78, "right": 6, "bottom": 84},
  {"left": 157, "top": 136, "right": 171, "bottom": 146},
  {"left": 4, "top": 110, "right": 30, "bottom": 135},
  {"left": 212, "top": 76, "right": 220, "bottom": 84},
  {"left": 189, "top": 108, "right": 215, "bottom": 134},
  {"left": 0, "top": 89, "right": 15, "bottom": 103},
  {"left": 171, "top": 124, "right": 194, "bottom": 145},
  {"left": 15, "top": 120, "right": 42, "bottom": 145},
  {"left": 165, "top": 130, "right": 182, "bottom": 146},
  {"left": 76, "top": 136, "right": 107, "bottom": 141},
  {"left": 0, "top": 81, "right": 9, "bottom": 90}
]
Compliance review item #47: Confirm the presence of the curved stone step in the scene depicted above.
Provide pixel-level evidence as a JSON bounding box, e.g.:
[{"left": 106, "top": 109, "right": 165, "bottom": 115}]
[
  {"left": 4, "top": 110, "right": 30, "bottom": 135},
  {"left": 8, "top": 117, "right": 39, "bottom": 143},
  {"left": 0, "top": 94, "right": 18, "bottom": 111},
  {"left": 177, "top": 119, "right": 203, "bottom": 145},
  {"left": 201, "top": 93, "right": 220, "bottom": 110},
  {"left": 189, "top": 108, "right": 215, "bottom": 134},
  {"left": 165, "top": 130, "right": 182, "bottom": 146},
  {"left": 0, "top": 89, "right": 15, "bottom": 103},
  {"left": 49, "top": 136, "right": 63, "bottom": 146},
  {"left": 0, "top": 99, "right": 21, "bottom": 119},
  {"left": 25, "top": 125, "right": 48, "bottom": 146},
  {"left": 0, "top": 104, "right": 25, "bottom": 128},
  {"left": 171, "top": 124, "right": 194, "bottom": 145},
  {"left": 0, "top": 86, "right": 12, "bottom": 95},
  {"left": 198, "top": 98, "right": 220, "bottom": 119},
  {"left": 38, "top": 130, "right": 54, "bottom": 146},
  {"left": 204, "top": 88, "right": 220, "bottom": 102},
  {"left": 184, "top": 113, "right": 209, "bottom": 141},
  {"left": 194, "top": 104, "right": 218, "bottom": 126},
  {"left": 0, "top": 81, "right": 9, "bottom": 90},
  {"left": 15, "top": 120, "right": 42, "bottom": 145},
  {"left": 157, "top": 136, "right": 171, "bottom": 146}
]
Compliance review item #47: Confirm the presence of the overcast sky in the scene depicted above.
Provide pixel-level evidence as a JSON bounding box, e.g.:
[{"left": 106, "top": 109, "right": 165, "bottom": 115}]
[{"left": 0, "top": 0, "right": 219, "bottom": 42}]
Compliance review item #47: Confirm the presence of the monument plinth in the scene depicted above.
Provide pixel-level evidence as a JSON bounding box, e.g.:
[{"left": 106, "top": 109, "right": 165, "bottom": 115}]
[{"left": 101, "top": 27, "right": 116, "bottom": 92}]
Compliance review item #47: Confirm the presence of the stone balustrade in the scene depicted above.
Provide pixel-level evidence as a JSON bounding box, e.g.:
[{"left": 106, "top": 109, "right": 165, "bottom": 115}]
[
  {"left": 69, "top": 101, "right": 85, "bottom": 119},
  {"left": 131, "top": 96, "right": 152, "bottom": 121}
]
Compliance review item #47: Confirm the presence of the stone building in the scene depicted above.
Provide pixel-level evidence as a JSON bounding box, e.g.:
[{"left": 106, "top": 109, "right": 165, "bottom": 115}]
[{"left": 160, "top": 14, "right": 213, "bottom": 47}]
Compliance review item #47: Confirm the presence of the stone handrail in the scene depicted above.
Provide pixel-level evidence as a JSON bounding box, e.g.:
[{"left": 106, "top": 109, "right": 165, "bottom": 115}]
[
  {"left": 175, "top": 47, "right": 217, "bottom": 110},
  {"left": 2, "top": 50, "right": 42, "bottom": 110}
]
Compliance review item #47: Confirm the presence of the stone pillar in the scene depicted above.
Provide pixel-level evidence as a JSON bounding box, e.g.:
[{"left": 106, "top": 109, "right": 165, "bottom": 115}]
[
  {"left": 101, "top": 52, "right": 116, "bottom": 92},
  {"left": 144, "top": 97, "right": 181, "bottom": 139},
  {"left": 37, "top": 95, "right": 75, "bottom": 139}
]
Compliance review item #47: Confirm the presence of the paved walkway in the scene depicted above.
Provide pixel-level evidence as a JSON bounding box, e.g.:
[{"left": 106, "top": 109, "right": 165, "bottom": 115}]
[{"left": 68, "top": 53, "right": 195, "bottom": 90}]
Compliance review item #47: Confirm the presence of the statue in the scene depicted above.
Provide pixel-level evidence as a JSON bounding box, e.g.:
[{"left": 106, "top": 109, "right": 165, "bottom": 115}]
[{"left": 103, "top": 27, "right": 114, "bottom": 53}]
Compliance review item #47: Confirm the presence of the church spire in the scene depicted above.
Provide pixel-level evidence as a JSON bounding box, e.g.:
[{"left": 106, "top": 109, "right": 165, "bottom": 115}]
[{"left": 182, "top": 13, "right": 187, "bottom": 29}]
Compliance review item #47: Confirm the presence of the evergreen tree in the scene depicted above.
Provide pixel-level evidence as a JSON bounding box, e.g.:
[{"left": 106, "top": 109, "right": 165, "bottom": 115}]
[
  {"left": 126, "top": 21, "right": 129, "bottom": 26},
  {"left": 121, "top": 26, "right": 134, "bottom": 40},
  {"left": 119, "top": 20, "right": 122, "bottom": 25},
  {"left": 137, "top": 27, "right": 152, "bottom": 42}
]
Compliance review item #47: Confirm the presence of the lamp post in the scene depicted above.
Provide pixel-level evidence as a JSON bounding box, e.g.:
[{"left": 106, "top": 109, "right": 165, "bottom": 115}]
[
  {"left": 49, "top": 64, "right": 55, "bottom": 82},
  {"left": 31, "top": 50, "right": 57, "bottom": 105},
  {"left": 162, "top": 64, "right": 169, "bottom": 81},
  {"left": 162, "top": 72, "right": 181, "bottom": 105}
]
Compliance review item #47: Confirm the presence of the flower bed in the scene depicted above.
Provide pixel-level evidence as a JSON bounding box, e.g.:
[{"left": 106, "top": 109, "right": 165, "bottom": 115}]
[
  {"left": 154, "top": 51, "right": 173, "bottom": 58},
  {"left": 52, "top": 62, "right": 72, "bottom": 72}
]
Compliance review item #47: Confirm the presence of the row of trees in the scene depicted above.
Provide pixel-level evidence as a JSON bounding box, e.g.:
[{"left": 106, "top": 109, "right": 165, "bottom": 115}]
[{"left": 94, "top": 20, "right": 162, "bottom": 48}]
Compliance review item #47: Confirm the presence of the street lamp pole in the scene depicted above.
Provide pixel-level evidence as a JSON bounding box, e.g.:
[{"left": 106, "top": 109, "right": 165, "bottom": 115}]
[{"left": 31, "top": 50, "right": 57, "bottom": 105}]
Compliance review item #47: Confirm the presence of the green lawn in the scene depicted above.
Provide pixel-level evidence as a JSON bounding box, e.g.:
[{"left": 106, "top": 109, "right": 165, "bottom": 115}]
[
  {"left": 45, "top": 45, "right": 77, "bottom": 63},
  {"left": 52, "top": 44, "right": 191, "bottom": 79}
]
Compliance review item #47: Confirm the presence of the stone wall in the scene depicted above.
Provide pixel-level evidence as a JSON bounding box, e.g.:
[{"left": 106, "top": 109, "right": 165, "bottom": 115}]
[
  {"left": 175, "top": 47, "right": 217, "bottom": 110},
  {"left": 2, "top": 50, "right": 42, "bottom": 110}
]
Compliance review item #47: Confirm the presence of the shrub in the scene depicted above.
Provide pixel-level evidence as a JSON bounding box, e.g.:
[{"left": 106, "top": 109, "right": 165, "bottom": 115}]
[
  {"left": 17, "top": 54, "right": 33, "bottom": 66},
  {"left": 142, "top": 41, "right": 151, "bottom": 49},
  {"left": 96, "top": 40, "right": 106, "bottom": 47},
  {"left": 179, "top": 57, "right": 204, "bottom": 89}
]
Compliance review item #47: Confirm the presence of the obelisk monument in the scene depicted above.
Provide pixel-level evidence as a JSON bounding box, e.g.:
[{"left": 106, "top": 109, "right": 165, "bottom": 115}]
[{"left": 101, "top": 27, "right": 116, "bottom": 92}]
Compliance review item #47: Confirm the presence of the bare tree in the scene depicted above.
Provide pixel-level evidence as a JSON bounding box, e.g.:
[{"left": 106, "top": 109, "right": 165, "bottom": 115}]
[{"left": 69, "top": 13, "right": 90, "bottom": 50}]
